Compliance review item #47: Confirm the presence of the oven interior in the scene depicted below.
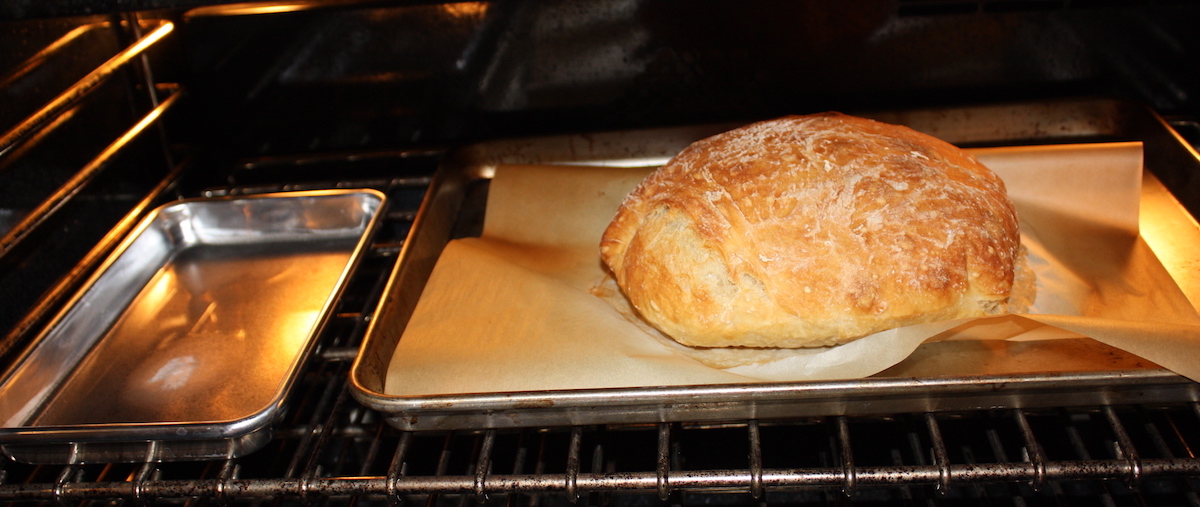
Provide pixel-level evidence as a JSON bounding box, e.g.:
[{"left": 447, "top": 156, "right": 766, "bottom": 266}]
[{"left": 3, "top": 1, "right": 1200, "bottom": 504}]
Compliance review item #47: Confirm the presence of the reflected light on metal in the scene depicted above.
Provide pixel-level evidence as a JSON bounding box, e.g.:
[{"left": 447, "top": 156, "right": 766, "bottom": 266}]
[
  {"left": 0, "top": 89, "right": 184, "bottom": 259},
  {"left": 0, "top": 158, "right": 188, "bottom": 359},
  {"left": 0, "top": 23, "right": 102, "bottom": 91},
  {"left": 190, "top": 3, "right": 318, "bottom": 16},
  {"left": 1139, "top": 171, "right": 1200, "bottom": 311},
  {"left": 0, "top": 21, "right": 174, "bottom": 161},
  {"left": 185, "top": 0, "right": 351, "bottom": 18},
  {"left": 186, "top": 0, "right": 491, "bottom": 19},
  {"left": 440, "top": 2, "right": 488, "bottom": 18},
  {"left": 0, "top": 103, "right": 81, "bottom": 174}
]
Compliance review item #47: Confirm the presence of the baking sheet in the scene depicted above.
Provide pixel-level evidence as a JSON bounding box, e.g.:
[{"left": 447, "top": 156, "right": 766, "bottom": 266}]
[
  {"left": 0, "top": 189, "right": 384, "bottom": 464},
  {"left": 384, "top": 142, "right": 1200, "bottom": 395},
  {"left": 351, "top": 101, "right": 1200, "bottom": 430}
]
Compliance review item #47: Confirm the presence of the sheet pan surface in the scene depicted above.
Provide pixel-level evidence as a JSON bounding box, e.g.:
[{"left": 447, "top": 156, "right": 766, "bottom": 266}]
[{"left": 0, "top": 189, "right": 384, "bottom": 463}]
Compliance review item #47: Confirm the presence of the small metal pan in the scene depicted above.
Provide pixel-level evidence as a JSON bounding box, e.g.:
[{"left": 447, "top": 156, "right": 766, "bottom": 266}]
[{"left": 0, "top": 189, "right": 385, "bottom": 464}]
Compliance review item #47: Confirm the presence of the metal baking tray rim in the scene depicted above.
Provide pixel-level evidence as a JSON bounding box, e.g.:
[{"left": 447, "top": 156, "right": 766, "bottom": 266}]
[
  {"left": 357, "top": 369, "right": 1193, "bottom": 413},
  {"left": 357, "top": 369, "right": 1199, "bottom": 431},
  {"left": 0, "top": 403, "right": 278, "bottom": 442}
]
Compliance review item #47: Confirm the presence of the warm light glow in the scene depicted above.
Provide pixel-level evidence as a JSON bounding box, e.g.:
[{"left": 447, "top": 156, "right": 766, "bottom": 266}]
[
  {"left": 0, "top": 23, "right": 99, "bottom": 90},
  {"left": 128, "top": 21, "right": 174, "bottom": 56},
  {"left": 212, "top": 3, "right": 314, "bottom": 15},
  {"left": 440, "top": 1, "right": 489, "bottom": 18},
  {"left": 0, "top": 21, "right": 173, "bottom": 160},
  {"left": 1139, "top": 171, "right": 1200, "bottom": 311},
  {"left": 141, "top": 267, "right": 176, "bottom": 315},
  {"left": 184, "top": 1, "right": 489, "bottom": 20},
  {"left": 184, "top": 1, "right": 325, "bottom": 18}
]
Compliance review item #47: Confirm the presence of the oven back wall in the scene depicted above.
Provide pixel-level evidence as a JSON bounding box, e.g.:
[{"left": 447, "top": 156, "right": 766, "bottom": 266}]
[{"left": 173, "top": 0, "right": 1200, "bottom": 165}]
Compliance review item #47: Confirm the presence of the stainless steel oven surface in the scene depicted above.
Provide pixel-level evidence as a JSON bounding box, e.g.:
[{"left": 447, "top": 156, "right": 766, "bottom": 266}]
[{"left": 3, "top": 1, "right": 1200, "bottom": 505}]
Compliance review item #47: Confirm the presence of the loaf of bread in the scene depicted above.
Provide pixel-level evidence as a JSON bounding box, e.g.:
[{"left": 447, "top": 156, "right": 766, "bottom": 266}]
[{"left": 599, "top": 112, "right": 1024, "bottom": 348}]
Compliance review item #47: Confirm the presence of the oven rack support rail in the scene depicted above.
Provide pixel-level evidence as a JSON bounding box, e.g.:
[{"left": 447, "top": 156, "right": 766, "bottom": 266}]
[
  {"left": 0, "top": 13, "right": 184, "bottom": 357},
  {"left": 3, "top": 403, "right": 1200, "bottom": 503}
]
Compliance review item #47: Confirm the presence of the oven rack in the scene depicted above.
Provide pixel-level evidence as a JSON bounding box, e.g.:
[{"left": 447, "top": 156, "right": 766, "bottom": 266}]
[
  {"left": 0, "top": 13, "right": 183, "bottom": 367},
  {"left": 4, "top": 377, "right": 1200, "bottom": 504},
  {"left": 0, "top": 168, "right": 1199, "bottom": 506}
]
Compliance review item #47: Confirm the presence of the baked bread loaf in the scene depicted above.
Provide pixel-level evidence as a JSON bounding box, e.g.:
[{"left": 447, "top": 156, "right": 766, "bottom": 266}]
[{"left": 599, "top": 112, "right": 1023, "bottom": 348}]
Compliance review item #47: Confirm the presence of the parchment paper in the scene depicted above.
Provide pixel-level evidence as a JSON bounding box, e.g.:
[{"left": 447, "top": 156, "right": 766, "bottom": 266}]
[{"left": 386, "top": 142, "right": 1200, "bottom": 396}]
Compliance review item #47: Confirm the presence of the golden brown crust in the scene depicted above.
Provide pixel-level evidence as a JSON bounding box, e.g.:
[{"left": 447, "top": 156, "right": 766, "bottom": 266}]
[{"left": 599, "top": 113, "right": 1022, "bottom": 348}]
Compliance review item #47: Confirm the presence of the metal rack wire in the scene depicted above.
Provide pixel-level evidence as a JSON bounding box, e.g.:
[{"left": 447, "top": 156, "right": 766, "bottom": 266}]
[
  {"left": 3, "top": 156, "right": 1200, "bottom": 505},
  {"left": 3, "top": 115, "right": 1200, "bottom": 507},
  {"left": 6, "top": 375, "right": 1200, "bottom": 504}
]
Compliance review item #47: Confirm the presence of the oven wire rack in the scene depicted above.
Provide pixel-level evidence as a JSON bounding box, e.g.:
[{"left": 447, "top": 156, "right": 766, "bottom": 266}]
[{"left": 2, "top": 162, "right": 1200, "bottom": 506}]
